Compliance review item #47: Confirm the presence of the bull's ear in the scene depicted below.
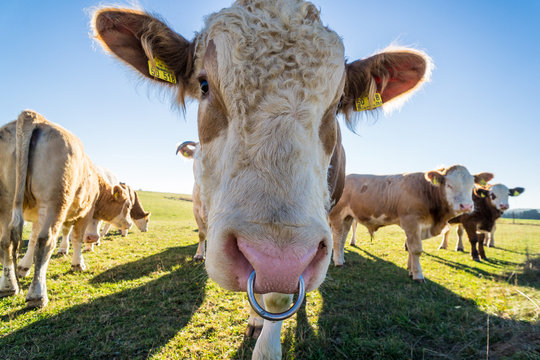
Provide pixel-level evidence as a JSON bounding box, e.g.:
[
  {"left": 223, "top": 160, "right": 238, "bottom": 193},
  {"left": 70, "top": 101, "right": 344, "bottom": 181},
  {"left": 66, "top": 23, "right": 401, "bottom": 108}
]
[
  {"left": 474, "top": 172, "right": 494, "bottom": 185},
  {"left": 425, "top": 170, "right": 444, "bottom": 186},
  {"left": 92, "top": 8, "right": 196, "bottom": 104},
  {"left": 340, "top": 48, "right": 433, "bottom": 123},
  {"left": 508, "top": 187, "right": 525, "bottom": 197},
  {"left": 145, "top": 212, "right": 151, "bottom": 219},
  {"left": 474, "top": 187, "right": 490, "bottom": 199},
  {"left": 112, "top": 185, "right": 123, "bottom": 200},
  {"left": 176, "top": 141, "right": 197, "bottom": 158}
]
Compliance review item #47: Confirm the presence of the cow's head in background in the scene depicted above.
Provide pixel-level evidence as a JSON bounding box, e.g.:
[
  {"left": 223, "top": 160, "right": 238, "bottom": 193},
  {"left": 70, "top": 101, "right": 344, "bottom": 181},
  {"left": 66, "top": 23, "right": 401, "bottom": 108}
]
[
  {"left": 483, "top": 184, "right": 525, "bottom": 212},
  {"left": 93, "top": 0, "right": 432, "bottom": 295}
]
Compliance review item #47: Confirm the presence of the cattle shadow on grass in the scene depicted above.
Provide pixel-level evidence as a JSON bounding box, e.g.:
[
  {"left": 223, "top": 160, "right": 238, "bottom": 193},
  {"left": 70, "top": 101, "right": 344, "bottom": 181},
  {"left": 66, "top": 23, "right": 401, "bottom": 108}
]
[
  {"left": 423, "top": 252, "right": 521, "bottom": 279},
  {"left": 277, "top": 249, "right": 539, "bottom": 360},
  {"left": 0, "top": 245, "right": 208, "bottom": 360}
]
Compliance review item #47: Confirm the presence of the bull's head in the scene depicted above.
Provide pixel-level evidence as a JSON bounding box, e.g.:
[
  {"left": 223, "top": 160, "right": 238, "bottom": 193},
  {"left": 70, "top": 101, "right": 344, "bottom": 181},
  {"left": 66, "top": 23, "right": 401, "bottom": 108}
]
[{"left": 92, "top": 1, "right": 432, "bottom": 295}]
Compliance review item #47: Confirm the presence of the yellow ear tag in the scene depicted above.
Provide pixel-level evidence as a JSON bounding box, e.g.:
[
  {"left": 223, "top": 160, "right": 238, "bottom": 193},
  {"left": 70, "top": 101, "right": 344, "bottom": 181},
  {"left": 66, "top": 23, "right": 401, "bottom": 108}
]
[
  {"left": 183, "top": 151, "right": 189, "bottom": 157},
  {"left": 479, "top": 179, "right": 487, "bottom": 186},
  {"left": 480, "top": 192, "right": 486, "bottom": 198},
  {"left": 513, "top": 190, "right": 519, "bottom": 196},
  {"left": 148, "top": 57, "right": 177, "bottom": 84},
  {"left": 432, "top": 177, "right": 438, "bottom": 185},
  {"left": 114, "top": 192, "right": 118, "bottom": 199},
  {"left": 355, "top": 93, "right": 383, "bottom": 111}
]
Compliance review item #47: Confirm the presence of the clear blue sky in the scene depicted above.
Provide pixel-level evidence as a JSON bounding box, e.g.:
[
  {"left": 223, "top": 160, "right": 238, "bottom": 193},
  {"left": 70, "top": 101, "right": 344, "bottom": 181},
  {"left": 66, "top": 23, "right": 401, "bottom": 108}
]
[{"left": 1, "top": 1, "right": 539, "bottom": 209}]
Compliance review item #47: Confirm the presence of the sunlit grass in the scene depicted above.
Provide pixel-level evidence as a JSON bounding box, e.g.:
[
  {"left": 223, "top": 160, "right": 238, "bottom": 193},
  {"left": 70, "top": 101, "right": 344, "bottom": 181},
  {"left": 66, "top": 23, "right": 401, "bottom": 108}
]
[{"left": 1, "top": 191, "right": 538, "bottom": 359}]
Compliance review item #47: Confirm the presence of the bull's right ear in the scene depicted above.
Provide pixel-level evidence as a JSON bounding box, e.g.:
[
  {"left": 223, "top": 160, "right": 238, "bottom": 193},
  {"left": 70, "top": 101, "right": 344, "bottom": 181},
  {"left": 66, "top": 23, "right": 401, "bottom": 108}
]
[
  {"left": 473, "top": 172, "right": 494, "bottom": 186},
  {"left": 92, "top": 8, "right": 196, "bottom": 104},
  {"left": 176, "top": 141, "right": 198, "bottom": 159},
  {"left": 425, "top": 171, "right": 444, "bottom": 186}
]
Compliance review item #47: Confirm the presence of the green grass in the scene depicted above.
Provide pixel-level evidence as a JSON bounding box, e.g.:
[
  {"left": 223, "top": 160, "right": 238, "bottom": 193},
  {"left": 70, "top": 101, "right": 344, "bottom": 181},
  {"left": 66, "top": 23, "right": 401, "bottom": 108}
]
[{"left": 1, "top": 191, "right": 539, "bottom": 359}]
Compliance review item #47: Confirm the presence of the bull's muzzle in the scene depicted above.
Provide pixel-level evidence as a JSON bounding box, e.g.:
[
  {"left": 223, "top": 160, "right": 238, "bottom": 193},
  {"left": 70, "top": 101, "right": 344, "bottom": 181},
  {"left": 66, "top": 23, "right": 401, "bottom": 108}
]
[{"left": 246, "top": 270, "right": 305, "bottom": 321}]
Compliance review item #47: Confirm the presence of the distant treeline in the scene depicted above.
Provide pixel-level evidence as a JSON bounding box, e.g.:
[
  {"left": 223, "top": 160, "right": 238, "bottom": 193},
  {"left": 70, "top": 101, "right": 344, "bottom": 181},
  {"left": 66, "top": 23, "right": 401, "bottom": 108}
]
[{"left": 501, "top": 209, "right": 540, "bottom": 220}]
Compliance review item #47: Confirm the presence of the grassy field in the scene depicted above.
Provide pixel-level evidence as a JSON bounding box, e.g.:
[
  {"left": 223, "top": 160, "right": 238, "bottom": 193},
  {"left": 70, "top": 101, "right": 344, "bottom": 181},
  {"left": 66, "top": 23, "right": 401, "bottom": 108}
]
[{"left": 1, "top": 191, "right": 538, "bottom": 359}]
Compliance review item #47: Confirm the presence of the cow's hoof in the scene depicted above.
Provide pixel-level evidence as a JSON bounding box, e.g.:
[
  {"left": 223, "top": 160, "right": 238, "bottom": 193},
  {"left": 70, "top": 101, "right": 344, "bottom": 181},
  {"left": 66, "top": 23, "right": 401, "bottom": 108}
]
[
  {"left": 488, "top": 244, "right": 495, "bottom": 248},
  {"left": 456, "top": 248, "right": 465, "bottom": 252},
  {"left": 481, "top": 256, "right": 488, "bottom": 261},
  {"left": 438, "top": 247, "right": 446, "bottom": 250},
  {"left": 0, "top": 288, "right": 19, "bottom": 298},
  {"left": 472, "top": 258, "right": 481, "bottom": 262},
  {"left": 71, "top": 264, "right": 86, "bottom": 272},
  {"left": 193, "top": 255, "right": 205, "bottom": 262},
  {"left": 245, "top": 324, "right": 263, "bottom": 339},
  {"left": 82, "top": 247, "right": 94, "bottom": 253},
  {"left": 26, "top": 296, "right": 48, "bottom": 309},
  {"left": 413, "top": 278, "right": 426, "bottom": 284},
  {"left": 17, "top": 266, "right": 31, "bottom": 278},
  {"left": 57, "top": 249, "right": 68, "bottom": 255}
]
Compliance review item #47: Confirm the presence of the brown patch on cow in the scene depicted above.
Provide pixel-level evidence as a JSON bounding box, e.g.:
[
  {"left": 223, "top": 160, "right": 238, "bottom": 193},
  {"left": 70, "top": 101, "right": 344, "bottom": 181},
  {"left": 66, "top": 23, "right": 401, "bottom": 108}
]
[
  {"left": 318, "top": 107, "right": 337, "bottom": 155},
  {"left": 94, "top": 177, "right": 130, "bottom": 222},
  {"left": 119, "top": 183, "right": 148, "bottom": 220},
  {"left": 198, "top": 40, "right": 229, "bottom": 144}
]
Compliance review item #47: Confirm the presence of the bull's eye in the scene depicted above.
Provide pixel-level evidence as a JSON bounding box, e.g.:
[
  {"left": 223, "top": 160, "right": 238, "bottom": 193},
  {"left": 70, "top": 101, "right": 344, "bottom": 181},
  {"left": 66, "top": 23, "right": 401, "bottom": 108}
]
[{"left": 200, "top": 79, "right": 209, "bottom": 96}]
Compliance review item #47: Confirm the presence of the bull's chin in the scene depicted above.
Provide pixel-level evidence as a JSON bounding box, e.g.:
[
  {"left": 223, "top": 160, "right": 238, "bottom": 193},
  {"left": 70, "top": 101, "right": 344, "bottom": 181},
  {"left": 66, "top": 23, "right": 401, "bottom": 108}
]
[{"left": 206, "top": 235, "right": 330, "bottom": 294}]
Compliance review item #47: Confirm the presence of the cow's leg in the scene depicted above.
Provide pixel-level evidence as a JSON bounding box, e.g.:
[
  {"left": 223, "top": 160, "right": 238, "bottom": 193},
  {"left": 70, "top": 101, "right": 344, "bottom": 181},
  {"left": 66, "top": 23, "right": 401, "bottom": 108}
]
[
  {"left": 71, "top": 221, "right": 89, "bottom": 272},
  {"left": 100, "top": 222, "right": 111, "bottom": 237},
  {"left": 26, "top": 207, "right": 65, "bottom": 308},
  {"left": 437, "top": 224, "right": 451, "bottom": 250},
  {"left": 193, "top": 224, "right": 207, "bottom": 261},
  {"left": 487, "top": 225, "right": 496, "bottom": 247},
  {"left": 331, "top": 216, "right": 352, "bottom": 266},
  {"left": 403, "top": 222, "right": 424, "bottom": 282},
  {"left": 462, "top": 224, "right": 480, "bottom": 261},
  {"left": 455, "top": 224, "right": 465, "bottom": 252},
  {"left": 350, "top": 221, "right": 357, "bottom": 247},
  {"left": 478, "top": 233, "right": 487, "bottom": 260},
  {"left": 57, "top": 225, "right": 72, "bottom": 255},
  {"left": 17, "top": 222, "right": 39, "bottom": 278},
  {"left": 252, "top": 293, "right": 293, "bottom": 360},
  {"left": 245, "top": 293, "right": 264, "bottom": 339},
  {"left": 0, "top": 219, "right": 19, "bottom": 297}
]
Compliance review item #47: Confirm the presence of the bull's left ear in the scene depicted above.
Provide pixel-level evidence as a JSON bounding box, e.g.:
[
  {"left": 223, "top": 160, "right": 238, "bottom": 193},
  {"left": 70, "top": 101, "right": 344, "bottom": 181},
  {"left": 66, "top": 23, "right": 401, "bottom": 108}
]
[
  {"left": 474, "top": 172, "right": 494, "bottom": 185},
  {"left": 508, "top": 187, "right": 525, "bottom": 197},
  {"left": 92, "top": 8, "right": 196, "bottom": 105},
  {"left": 145, "top": 212, "right": 151, "bottom": 220},
  {"left": 425, "top": 170, "right": 444, "bottom": 186},
  {"left": 340, "top": 48, "right": 433, "bottom": 122}
]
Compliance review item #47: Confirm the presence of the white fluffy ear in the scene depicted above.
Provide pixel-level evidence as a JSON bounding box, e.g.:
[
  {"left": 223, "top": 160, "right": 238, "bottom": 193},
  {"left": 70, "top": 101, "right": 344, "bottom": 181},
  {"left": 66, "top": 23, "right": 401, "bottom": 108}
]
[
  {"left": 92, "top": 7, "right": 197, "bottom": 105},
  {"left": 341, "top": 46, "right": 433, "bottom": 125}
]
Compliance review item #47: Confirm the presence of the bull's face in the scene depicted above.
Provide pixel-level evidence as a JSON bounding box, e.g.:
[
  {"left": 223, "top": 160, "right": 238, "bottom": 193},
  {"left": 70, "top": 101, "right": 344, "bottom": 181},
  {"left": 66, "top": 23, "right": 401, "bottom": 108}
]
[{"left": 93, "top": 0, "right": 432, "bottom": 294}]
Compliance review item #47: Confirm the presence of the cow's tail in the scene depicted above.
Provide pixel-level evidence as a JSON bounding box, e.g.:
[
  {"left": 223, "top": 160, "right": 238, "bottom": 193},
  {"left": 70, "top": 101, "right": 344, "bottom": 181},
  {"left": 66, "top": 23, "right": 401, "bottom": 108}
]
[{"left": 9, "top": 110, "right": 44, "bottom": 249}]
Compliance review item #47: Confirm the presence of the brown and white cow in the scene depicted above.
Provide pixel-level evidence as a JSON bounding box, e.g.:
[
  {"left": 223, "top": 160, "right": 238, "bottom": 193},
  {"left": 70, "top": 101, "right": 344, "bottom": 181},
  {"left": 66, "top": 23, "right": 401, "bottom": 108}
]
[
  {"left": 0, "top": 111, "right": 132, "bottom": 308},
  {"left": 176, "top": 141, "right": 207, "bottom": 261},
  {"left": 328, "top": 167, "right": 492, "bottom": 282},
  {"left": 92, "top": 2, "right": 432, "bottom": 358},
  {"left": 438, "top": 183, "right": 524, "bottom": 260}
]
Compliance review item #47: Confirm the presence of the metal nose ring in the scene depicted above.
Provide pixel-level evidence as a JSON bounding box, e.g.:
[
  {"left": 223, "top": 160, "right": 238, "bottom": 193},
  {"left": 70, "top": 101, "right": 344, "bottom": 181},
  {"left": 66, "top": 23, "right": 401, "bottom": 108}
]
[{"left": 246, "top": 270, "right": 306, "bottom": 321}]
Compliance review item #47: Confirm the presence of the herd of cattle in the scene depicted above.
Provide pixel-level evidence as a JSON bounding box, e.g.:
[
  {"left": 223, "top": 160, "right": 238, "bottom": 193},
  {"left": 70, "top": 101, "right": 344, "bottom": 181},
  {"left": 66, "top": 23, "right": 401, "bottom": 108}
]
[{"left": 0, "top": 1, "right": 526, "bottom": 359}]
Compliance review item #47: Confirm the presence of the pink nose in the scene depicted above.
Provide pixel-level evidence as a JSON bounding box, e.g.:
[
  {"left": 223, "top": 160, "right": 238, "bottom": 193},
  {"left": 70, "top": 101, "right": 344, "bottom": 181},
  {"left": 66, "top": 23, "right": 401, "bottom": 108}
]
[
  {"left": 460, "top": 203, "right": 473, "bottom": 212},
  {"left": 500, "top": 204, "right": 509, "bottom": 210},
  {"left": 85, "top": 234, "right": 100, "bottom": 243},
  {"left": 235, "top": 237, "right": 328, "bottom": 294}
]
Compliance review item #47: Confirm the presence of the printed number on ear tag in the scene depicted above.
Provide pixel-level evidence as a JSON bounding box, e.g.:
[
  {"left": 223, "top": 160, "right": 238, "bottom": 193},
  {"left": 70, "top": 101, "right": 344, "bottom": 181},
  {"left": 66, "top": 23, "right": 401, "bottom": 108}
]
[
  {"left": 355, "top": 93, "right": 383, "bottom": 111},
  {"left": 148, "top": 57, "right": 177, "bottom": 84}
]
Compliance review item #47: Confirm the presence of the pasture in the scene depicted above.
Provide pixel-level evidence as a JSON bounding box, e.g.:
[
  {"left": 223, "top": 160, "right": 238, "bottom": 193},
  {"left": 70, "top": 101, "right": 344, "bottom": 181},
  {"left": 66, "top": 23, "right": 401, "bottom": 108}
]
[{"left": 1, "top": 191, "right": 538, "bottom": 359}]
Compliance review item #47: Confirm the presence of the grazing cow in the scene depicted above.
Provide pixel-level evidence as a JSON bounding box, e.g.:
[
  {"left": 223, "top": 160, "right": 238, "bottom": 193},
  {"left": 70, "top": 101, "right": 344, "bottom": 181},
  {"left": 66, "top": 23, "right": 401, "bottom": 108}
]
[
  {"left": 0, "top": 111, "right": 132, "bottom": 308},
  {"left": 329, "top": 167, "right": 492, "bottom": 282},
  {"left": 438, "top": 184, "right": 524, "bottom": 260},
  {"left": 92, "top": 1, "right": 432, "bottom": 358},
  {"left": 176, "top": 141, "right": 207, "bottom": 261},
  {"left": 99, "top": 183, "right": 150, "bottom": 237}
]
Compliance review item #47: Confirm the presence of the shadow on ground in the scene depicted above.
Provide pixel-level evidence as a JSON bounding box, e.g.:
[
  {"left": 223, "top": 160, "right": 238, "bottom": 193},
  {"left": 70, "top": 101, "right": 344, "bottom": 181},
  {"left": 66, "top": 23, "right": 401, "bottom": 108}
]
[
  {"left": 272, "top": 249, "right": 539, "bottom": 360},
  {"left": 0, "top": 245, "right": 207, "bottom": 359}
]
